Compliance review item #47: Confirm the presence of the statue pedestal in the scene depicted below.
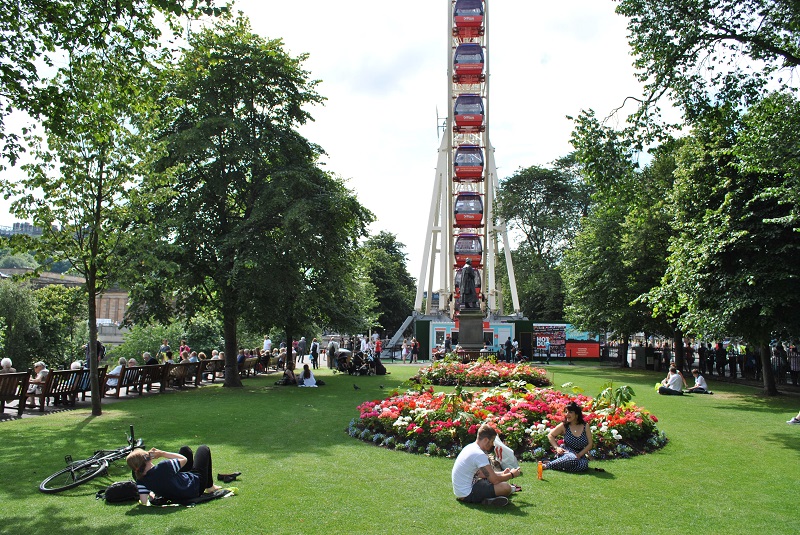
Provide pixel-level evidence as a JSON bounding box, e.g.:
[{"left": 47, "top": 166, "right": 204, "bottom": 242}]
[{"left": 458, "top": 309, "right": 485, "bottom": 350}]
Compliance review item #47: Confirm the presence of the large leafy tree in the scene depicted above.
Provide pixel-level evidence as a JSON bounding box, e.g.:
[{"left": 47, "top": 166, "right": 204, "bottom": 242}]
[
  {"left": 496, "top": 156, "right": 589, "bottom": 321},
  {"left": 0, "top": 0, "right": 222, "bottom": 167},
  {"left": 562, "top": 111, "right": 637, "bottom": 337},
  {"left": 8, "top": 44, "right": 165, "bottom": 415},
  {"left": 34, "top": 284, "right": 88, "bottom": 367},
  {"left": 361, "top": 232, "right": 415, "bottom": 338},
  {"left": 616, "top": 0, "right": 800, "bottom": 129},
  {"left": 150, "top": 16, "right": 373, "bottom": 386},
  {"left": 653, "top": 98, "right": 800, "bottom": 395},
  {"left": 0, "top": 279, "right": 40, "bottom": 371},
  {"left": 497, "top": 157, "right": 589, "bottom": 265}
]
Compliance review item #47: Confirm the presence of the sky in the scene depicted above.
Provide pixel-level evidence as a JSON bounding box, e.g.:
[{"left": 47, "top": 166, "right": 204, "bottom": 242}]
[
  {"left": 232, "top": 0, "right": 644, "bottom": 276},
  {"left": 2, "top": 1, "right": 646, "bottom": 278}
]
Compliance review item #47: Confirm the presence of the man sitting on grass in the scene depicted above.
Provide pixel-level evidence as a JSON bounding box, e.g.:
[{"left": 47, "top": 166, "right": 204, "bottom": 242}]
[
  {"left": 451, "top": 423, "right": 521, "bottom": 507},
  {"left": 658, "top": 366, "right": 684, "bottom": 396},
  {"left": 686, "top": 368, "right": 713, "bottom": 394}
]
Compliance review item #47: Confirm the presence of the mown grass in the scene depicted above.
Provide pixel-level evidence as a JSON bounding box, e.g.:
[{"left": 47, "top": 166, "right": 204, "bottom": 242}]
[{"left": 1, "top": 363, "right": 798, "bottom": 534}]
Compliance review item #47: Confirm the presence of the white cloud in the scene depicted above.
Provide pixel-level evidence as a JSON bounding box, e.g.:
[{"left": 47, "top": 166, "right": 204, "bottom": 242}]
[{"left": 2, "top": 0, "right": 647, "bottom": 277}]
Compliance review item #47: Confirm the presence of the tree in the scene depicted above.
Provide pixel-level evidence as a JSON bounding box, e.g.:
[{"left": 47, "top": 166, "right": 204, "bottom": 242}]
[
  {"left": 616, "top": 0, "right": 800, "bottom": 129},
  {"left": 150, "top": 16, "right": 373, "bottom": 385},
  {"left": 652, "top": 97, "right": 800, "bottom": 395},
  {"left": 0, "top": 0, "right": 223, "bottom": 168},
  {"left": 502, "top": 244, "right": 564, "bottom": 322},
  {"left": 0, "top": 279, "right": 40, "bottom": 371},
  {"left": 8, "top": 44, "right": 165, "bottom": 415},
  {"left": 497, "top": 157, "right": 590, "bottom": 265},
  {"left": 562, "top": 111, "right": 643, "bottom": 361},
  {"left": 34, "top": 284, "right": 88, "bottom": 367},
  {"left": 361, "top": 232, "right": 415, "bottom": 338}
]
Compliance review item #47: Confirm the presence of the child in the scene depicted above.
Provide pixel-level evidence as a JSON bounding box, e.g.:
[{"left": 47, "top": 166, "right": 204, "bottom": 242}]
[{"left": 686, "top": 368, "right": 713, "bottom": 394}]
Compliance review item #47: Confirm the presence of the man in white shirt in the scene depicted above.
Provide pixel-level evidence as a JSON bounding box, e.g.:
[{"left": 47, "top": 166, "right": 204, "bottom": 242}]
[
  {"left": 451, "top": 424, "right": 520, "bottom": 506},
  {"left": 263, "top": 336, "right": 272, "bottom": 353},
  {"left": 658, "top": 366, "right": 684, "bottom": 395}
]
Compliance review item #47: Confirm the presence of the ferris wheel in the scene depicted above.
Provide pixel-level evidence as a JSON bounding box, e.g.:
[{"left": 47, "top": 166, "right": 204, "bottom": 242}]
[{"left": 415, "top": 0, "right": 520, "bottom": 319}]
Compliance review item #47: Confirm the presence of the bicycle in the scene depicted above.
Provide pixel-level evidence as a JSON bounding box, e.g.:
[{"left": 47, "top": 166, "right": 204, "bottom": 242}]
[{"left": 39, "top": 425, "right": 144, "bottom": 493}]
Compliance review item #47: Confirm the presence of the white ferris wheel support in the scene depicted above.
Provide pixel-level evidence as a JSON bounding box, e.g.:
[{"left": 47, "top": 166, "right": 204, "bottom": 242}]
[{"left": 414, "top": 0, "right": 520, "bottom": 318}]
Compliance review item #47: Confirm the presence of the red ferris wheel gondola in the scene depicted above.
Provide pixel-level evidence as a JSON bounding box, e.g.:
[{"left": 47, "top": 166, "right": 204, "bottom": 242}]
[
  {"left": 454, "top": 192, "right": 483, "bottom": 228},
  {"left": 453, "top": 0, "right": 484, "bottom": 39},
  {"left": 454, "top": 233, "right": 483, "bottom": 267},
  {"left": 453, "top": 43, "right": 484, "bottom": 84},
  {"left": 453, "top": 145, "right": 483, "bottom": 182},
  {"left": 453, "top": 94, "right": 484, "bottom": 133}
]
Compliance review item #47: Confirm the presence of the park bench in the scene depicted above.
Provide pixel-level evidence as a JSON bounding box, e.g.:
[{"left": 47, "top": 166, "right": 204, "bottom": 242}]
[
  {"left": 33, "top": 368, "right": 84, "bottom": 411},
  {"left": 77, "top": 366, "right": 107, "bottom": 401},
  {"left": 0, "top": 372, "right": 29, "bottom": 417},
  {"left": 104, "top": 366, "right": 144, "bottom": 398},
  {"left": 196, "top": 359, "right": 224, "bottom": 384},
  {"left": 238, "top": 356, "right": 258, "bottom": 378},
  {"left": 165, "top": 361, "right": 198, "bottom": 389},
  {"left": 139, "top": 364, "right": 167, "bottom": 392}
]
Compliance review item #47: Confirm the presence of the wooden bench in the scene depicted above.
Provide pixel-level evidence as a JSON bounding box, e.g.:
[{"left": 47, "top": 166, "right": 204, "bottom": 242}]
[
  {"left": 77, "top": 366, "right": 107, "bottom": 401},
  {"left": 197, "top": 359, "right": 225, "bottom": 384},
  {"left": 238, "top": 357, "right": 258, "bottom": 377},
  {"left": 33, "top": 368, "right": 84, "bottom": 411},
  {"left": 0, "top": 372, "right": 29, "bottom": 417},
  {"left": 140, "top": 364, "right": 167, "bottom": 392},
  {"left": 104, "top": 366, "right": 143, "bottom": 398},
  {"left": 165, "top": 361, "right": 198, "bottom": 389}
]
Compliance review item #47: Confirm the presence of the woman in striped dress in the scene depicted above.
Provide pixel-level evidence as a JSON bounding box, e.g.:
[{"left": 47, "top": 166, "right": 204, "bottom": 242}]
[{"left": 543, "top": 401, "right": 594, "bottom": 473}]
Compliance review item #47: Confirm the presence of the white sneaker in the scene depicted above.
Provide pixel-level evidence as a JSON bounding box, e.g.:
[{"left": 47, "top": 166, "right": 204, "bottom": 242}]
[{"left": 787, "top": 417, "right": 800, "bottom": 425}]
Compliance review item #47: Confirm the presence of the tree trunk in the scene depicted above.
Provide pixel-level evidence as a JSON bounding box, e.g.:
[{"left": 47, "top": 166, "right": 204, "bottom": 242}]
[
  {"left": 759, "top": 343, "right": 778, "bottom": 396},
  {"left": 222, "top": 297, "right": 242, "bottom": 387},
  {"left": 619, "top": 336, "right": 629, "bottom": 368},
  {"left": 87, "top": 272, "right": 102, "bottom": 416},
  {"left": 673, "top": 331, "right": 684, "bottom": 372},
  {"left": 286, "top": 326, "right": 295, "bottom": 372}
]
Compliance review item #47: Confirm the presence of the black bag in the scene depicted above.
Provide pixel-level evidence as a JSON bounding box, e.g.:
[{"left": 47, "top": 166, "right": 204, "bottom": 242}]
[{"left": 96, "top": 481, "right": 139, "bottom": 503}]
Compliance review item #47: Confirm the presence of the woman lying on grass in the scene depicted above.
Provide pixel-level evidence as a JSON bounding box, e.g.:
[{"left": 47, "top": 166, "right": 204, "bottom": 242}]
[{"left": 127, "top": 446, "right": 221, "bottom": 505}]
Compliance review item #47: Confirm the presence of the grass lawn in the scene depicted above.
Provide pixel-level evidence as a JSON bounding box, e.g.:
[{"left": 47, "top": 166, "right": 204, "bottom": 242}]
[{"left": 1, "top": 363, "right": 798, "bottom": 534}]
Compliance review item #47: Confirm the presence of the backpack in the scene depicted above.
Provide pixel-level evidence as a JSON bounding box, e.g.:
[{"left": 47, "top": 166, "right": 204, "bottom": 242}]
[{"left": 96, "top": 480, "right": 139, "bottom": 503}]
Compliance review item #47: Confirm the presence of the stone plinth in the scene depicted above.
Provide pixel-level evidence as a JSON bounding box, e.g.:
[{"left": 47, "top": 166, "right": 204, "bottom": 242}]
[{"left": 458, "top": 308, "right": 485, "bottom": 350}]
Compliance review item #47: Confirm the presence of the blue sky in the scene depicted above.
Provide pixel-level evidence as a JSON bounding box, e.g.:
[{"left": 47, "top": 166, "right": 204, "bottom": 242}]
[
  {"left": 2, "top": 1, "right": 646, "bottom": 276},
  {"left": 232, "top": 0, "right": 645, "bottom": 273}
]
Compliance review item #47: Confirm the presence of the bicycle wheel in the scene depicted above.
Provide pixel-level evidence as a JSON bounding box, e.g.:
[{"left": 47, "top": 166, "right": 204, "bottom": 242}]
[{"left": 39, "top": 458, "right": 109, "bottom": 493}]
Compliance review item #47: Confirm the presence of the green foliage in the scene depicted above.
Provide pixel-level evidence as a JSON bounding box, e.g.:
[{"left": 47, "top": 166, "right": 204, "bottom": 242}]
[
  {"left": 112, "top": 321, "right": 185, "bottom": 363},
  {"left": 616, "top": 0, "right": 800, "bottom": 130},
  {"left": 497, "top": 157, "right": 590, "bottom": 265},
  {"left": 33, "top": 285, "right": 87, "bottom": 366},
  {"left": 0, "top": 279, "right": 40, "bottom": 370},
  {"left": 0, "top": 251, "right": 38, "bottom": 269},
  {"left": 145, "top": 15, "right": 374, "bottom": 383},
  {"left": 0, "top": 0, "right": 223, "bottom": 168},
  {"left": 361, "top": 232, "right": 415, "bottom": 337},
  {"left": 563, "top": 111, "right": 677, "bottom": 339},
  {"left": 595, "top": 381, "right": 636, "bottom": 411}
]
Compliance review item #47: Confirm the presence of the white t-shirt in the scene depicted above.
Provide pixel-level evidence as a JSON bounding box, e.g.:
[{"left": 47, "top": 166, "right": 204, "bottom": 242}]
[
  {"left": 263, "top": 338, "right": 272, "bottom": 352},
  {"left": 451, "top": 442, "right": 490, "bottom": 498},
  {"left": 693, "top": 375, "right": 708, "bottom": 390},
  {"left": 107, "top": 365, "right": 123, "bottom": 387},
  {"left": 666, "top": 372, "right": 683, "bottom": 391},
  {"left": 299, "top": 370, "right": 316, "bottom": 387}
]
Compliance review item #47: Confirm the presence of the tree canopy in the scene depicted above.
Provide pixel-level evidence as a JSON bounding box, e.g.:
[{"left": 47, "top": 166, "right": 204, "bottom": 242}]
[
  {"left": 617, "top": 0, "right": 800, "bottom": 128},
  {"left": 145, "top": 16, "right": 373, "bottom": 384}
]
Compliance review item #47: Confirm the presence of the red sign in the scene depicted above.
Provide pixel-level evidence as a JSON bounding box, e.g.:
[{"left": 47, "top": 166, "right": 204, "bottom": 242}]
[{"left": 565, "top": 341, "right": 600, "bottom": 359}]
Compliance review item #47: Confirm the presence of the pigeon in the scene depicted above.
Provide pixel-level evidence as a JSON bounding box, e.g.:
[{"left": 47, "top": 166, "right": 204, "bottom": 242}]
[
  {"left": 353, "top": 384, "right": 360, "bottom": 390},
  {"left": 379, "top": 385, "right": 384, "bottom": 389}
]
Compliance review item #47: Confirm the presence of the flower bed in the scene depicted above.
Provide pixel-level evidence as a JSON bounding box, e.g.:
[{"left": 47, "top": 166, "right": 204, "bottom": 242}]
[
  {"left": 348, "top": 385, "right": 667, "bottom": 460},
  {"left": 409, "top": 360, "right": 552, "bottom": 387}
]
